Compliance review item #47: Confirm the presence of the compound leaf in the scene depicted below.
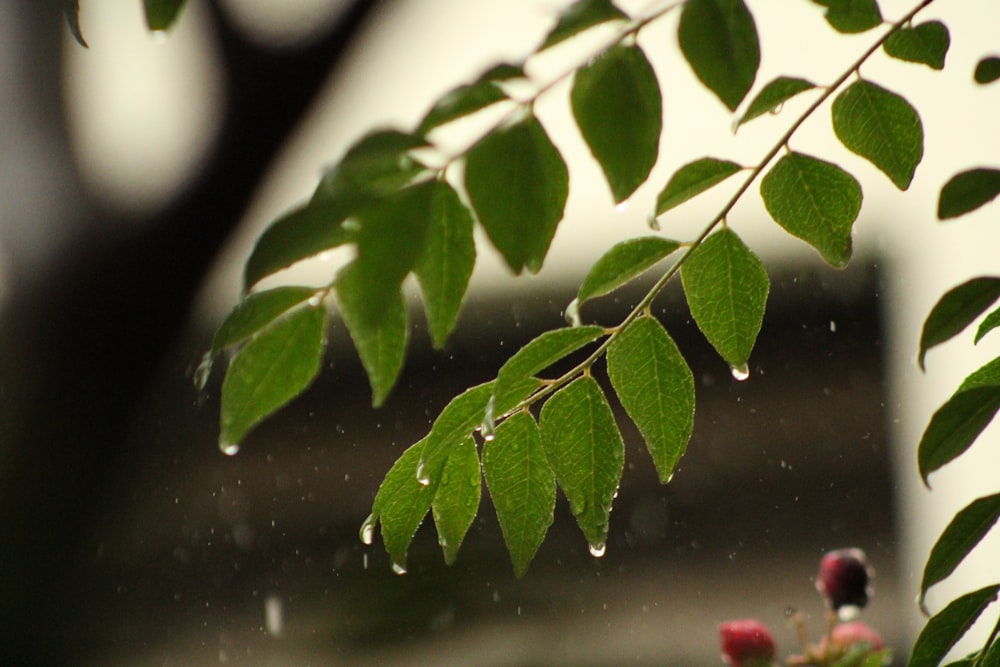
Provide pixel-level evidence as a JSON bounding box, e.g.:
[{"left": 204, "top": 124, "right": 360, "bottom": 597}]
[
  {"left": 607, "top": 316, "right": 695, "bottom": 483},
  {"left": 418, "top": 64, "right": 524, "bottom": 134},
  {"left": 655, "top": 158, "right": 743, "bottom": 215},
  {"left": 681, "top": 228, "right": 769, "bottom": 372},
  {"left": 938, "top": 168, "right": 1000, "bottom": 220},
  {"left": 465, "top": 115, "right": 569, "bottom": 274},
  {"left": 571, "top": 44, "right": 662, "bottom": 203},
  {"left": 219, "top": 305, "right": 326, "bottom": 448},
  {"left": 678, "top": 0, "right": 760, "bottom": 111},
  {"left": 483, "top": 412, "right": 555, "bottom": 577},
  {"left": 577, "top": 236, "right": 681, "bottom": 305},
  {"left": 832, "top": 80, "right": 923, "bottom": 190},
  {"left": 144, "top": 0, "right": 186, "bottom": 31},
  {"left": 918, "top": 277, "right": 1000, "bottom": 370},
  {"left": 737, "top": 77, "right": 816, "bottom": 128},
  {"left": 883, "top": 21, "right": 949, "bottom": 70},
  {"left": 908, "top": 585, "right": 1000, "bottom": 667},
  {"left": 432, "top": 436, "right": 482, "bottom": 565},
  {"left": 920, "top": 493, "right": 1000, "bottom": 607},
  {"left": 540, "top": 377, "right": 624, "bottom": 552},
  {"left": 413, "top": 180, "right": 476, "bottom": 348},
  {"left": 539, "top": 0, "right": 629, "bottom": 51},
  {"left": 918, "top": 385, "right": 1000, "bottom": 486},
  {"left": 811, "top": 0, "right": 882, "bottom": 34},
  {"left": 760, "top": 152, "right": 862, "bottom": 268},
  {"left": 213, "top": 286, "right": 321, "bottom": 355}
]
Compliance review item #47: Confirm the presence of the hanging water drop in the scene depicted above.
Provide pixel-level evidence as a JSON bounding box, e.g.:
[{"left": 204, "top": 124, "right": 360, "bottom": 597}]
[
  {"left": 564, "top": 298, "right": 582, "bottom": 328},
  {"left": 480, "top": 396, "right": 496, "bottom": 442},
  {"left": 416, "top": 460, "right": 430, "bottom": 486},
  {"left": 615, "top": 199, "right": 630, "bottom": 213},
  {"left": 769, "top": 102, "right": 784, "bottom": 115},
  {"left": 307, "top": 293, "right": 322, "bottom": 307},
  {"left": 588, "top": 542, "right": 607, "bottom": 558},
  {"left": 730, "top": 363, "right": 750, "bottom": 382},
  {"left": 646, "top": 213, "right": 661, "bottom": 231},
  {"left": 220, "top": 442, "right": 240, "bottom": 457},
  {"left": 359, "top": 514, "right": 375, "bottom": 545},
  {"left": 391, "top": 561, "right": 408, "bottom": 575},
  {"left": 193, "top": 352, "right": 213, "bottom": 391}
]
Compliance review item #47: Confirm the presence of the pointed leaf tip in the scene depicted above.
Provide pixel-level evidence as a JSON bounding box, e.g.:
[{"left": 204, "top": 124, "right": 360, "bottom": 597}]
[
  {"left": 678, "top": 0, "right": 760, "bottom": 111},
  {"left": 918, "top": 277, "right": 1000, "bottom": 370}
]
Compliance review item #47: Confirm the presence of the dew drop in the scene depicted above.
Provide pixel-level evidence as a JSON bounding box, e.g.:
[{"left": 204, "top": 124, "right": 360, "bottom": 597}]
[
  {"left": 193, "top": 352, "right": 213, "bottom": 391},
  {"left": 564, "top": 298, "right": 582, "bottom": 328},
  {"left": 308, "top": 293, "right": 323, "bottom": 307},
  {"left": 730, "top": 363, "right": 750, "bottom": 382},
  {"left": 588, "top": 542, "right": 607, "bottom": 558},
  {"left": 769, "top": 102, "right": 784, "bottom": 115},
  {"left": 615, "top": 199, "right": 630, "bottom": 213},
  {"left": 220, "top": 442, "right": 240, "bottom": 457},
  {"left": 829, "top": 320, "right": 837, "bottom": 333},
  {"left": 646, "top": 213, "right": 661, "bottom": 231},
  {"left": 359, "top": 513, "right": 375, "bottom": 545},
  {"left": 150, "top": 30, "right": 169, "bottom": 44},
  {"left": 481, "top": 396, "right": 496, "bottom": 442},
  {"left": 416, "top": 460, "right": 430, "bottom": 486},
  {"left": 391, "top": 562, "right": 408, "bottom": 575}
]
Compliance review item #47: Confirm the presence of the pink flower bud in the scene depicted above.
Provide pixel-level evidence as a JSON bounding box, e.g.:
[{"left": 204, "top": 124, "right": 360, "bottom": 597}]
[
  {"left": 816, "top": 548, "right": 872, "bottom": 611},
  {"left": 719, "top": 619, "right": 775, "bottom": 667},
  {"left": 829, "top": 621, "right": 884, "bottom": 651}
]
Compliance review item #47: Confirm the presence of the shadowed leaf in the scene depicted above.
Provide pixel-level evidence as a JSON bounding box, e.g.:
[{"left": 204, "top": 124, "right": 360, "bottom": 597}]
[
  {"left": 883, "top": 21, "right": 949, "bottom": 70},
  {"left": 418, "top": 64, "right": 523, "bottom": 134},
  {"left": 144, "top": 0, "right": 187, "bottom": 31},
  {"left": 678, "top": 0, "right": 760, "bottom": 111},
  {"left": 214, "top": 287, "right": 321, "bottom": 355},
  {"left": 738, "top": 77, "right": 816, "bottom": 127},
  {"left": 655, "top": 158, "right": 743, "bottom": 215},
  {"left": 908, "top": 585, "right": 1000, "bottom": 667},
  {"left": 920, "top": 494, "right": 1000, "bottom": 607},
  {"left": 918, "top": 277, "right": 1000, "bottom": 369},
  {"left": 811, "top": 0, "right": 882, "bottom": 34},
  {"left": 974, "top": 57, "right": 1000, "bottom": 84},
  {"left": 577, "top": 237, "right": 681, "bottom": 306},
  {"left": 432, "top": 437, "right": 481, "bottom": 565},
  {"left": 938, "top": 168, "right": 1000, "bottom": 220},
  {"left": 918, "top": 386, "right": 1000, "bottom": 486},
  {"left": 539, "top": 0, "right": 629, "bottom": 51}
]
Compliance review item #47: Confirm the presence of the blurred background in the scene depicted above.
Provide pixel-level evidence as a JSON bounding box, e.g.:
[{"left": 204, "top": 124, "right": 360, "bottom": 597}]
[{"left": 1, "top": 0, "right": 998, "bottom": 664}]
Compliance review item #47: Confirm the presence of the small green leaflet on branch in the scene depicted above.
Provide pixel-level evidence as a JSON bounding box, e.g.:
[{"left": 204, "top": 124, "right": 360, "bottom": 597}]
[
  {"left": 219, "top": 305, "right": 327, "bottom": 450},
  {"left": 431, "top": 436, "right": 482, "bottom": 565},
  {"left": 918, "top": 277, "right": 1000, "bottom": 370},
  {"left": 832, "top": 80, "right": 923, "bottom": 190},
  {"left": 213, "top": 286, "right": 321, "bottom": 355},
  {"left": 974, "top": 57, "right": 1000, "bottom": 85},
  {"left": 417, "top": 64, "right": 524, "bottom": 135},
  {"left": 908, "top": 585, "right": 1000, "bottom": 667},
  {"left": 654, "top": 158, "right": 744, "bottom": 216},
  {"left": 607, "top": 316, "right": 695, "bottom": 483},
  {"left": 678, "top": 0, "right": 760, "bottom": 111},
  {"left": 483, "top": 412, "right": 556, "bottom": 577},
  {"left": 883, "top": 21, "right": 950, "bottom": 70},
  {"left": 938, "top": 168, "right": 1000, "bottom": 220},
  {"left": 919, "top": 493, "right": 1000, "bottom": 611},
  {"left": 464, "top": 114, "right": 569, "bottom": 274},
  {"left": 975, "top": 308, "right": 1000, "bottom": 344},
  {"left": 575, "top": 237, "right": 681, "bottom": 307},
  {"left": 538, "top": 0, "right": 629, "bottom": 52},
  {"left": 540, "top": 377, "right": 624, "bottom": 554},
  {"left": 681, "top": 228, "right": 769, "bottom": 376},
  {"left": 571, "top": 44, "right": 662, "bottom": 204},
  {"left": 918, "top": 385, "right": 1000, "bottom": 487},
  {"left": 811, "top": 0, "right": 883, "bottom": 34},
  {"left": 144, "top": 0, "right": 187, "bottom": 31},
  {"left": 737, "top": 77, "right": 817, "bottom": 128},
  {"left": 760, "top": 152, "right": 862, "bottom": 269}
]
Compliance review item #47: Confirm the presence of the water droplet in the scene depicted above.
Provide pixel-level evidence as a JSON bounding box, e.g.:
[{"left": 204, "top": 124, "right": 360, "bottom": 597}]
[
  {"left": 665, "top": 473, "right": 675, "bottom": 484},
  {"left": 319, "top": 251, "right": 332, "bottom": 262},
  {"left": 416, "top": 460, "right": 430, "bottom": 486},
  {"left": 193, "top": 352, "right": 213, "bottom": 391},
  {"left": 391, "top": 561, "right": 408, "bottom": 575},
  {"left": 646, "top": 213, "right": 661, "bottom": 231},
  {"left": 730, "top": 363, "right": 750, "bottom": 382},
  {"left": 837, "top": 604, "right": 861, "bottom": 621},
  {"left": 588, "top": 542, "right": 607, "bottom": 558},
  {"left": 481, "top": 396, "right": 496, "bottom": 441},
  {"left": 769, "top": 102, "right": 784, "bottom": 115},
  {"left": 307, "top": 294, "right": 322, "bottom": 307},
  {"left": 829, "top": 320, "right": 837, "bottom": 333},
  {"left": 564, "top": 298, "right": 582, "bottom": 328},
  {"left": 220, "top": 442, "right": 240, "bottom": 457},
  {"left": 150, "top": 30, "right": 169, "bottom": 44},
  {"left": 264, "top": 594, "right": 284, "bottom": 637},
  {"left": 615, "top": 199, "right": 630, "bottom": 213},
  {"left": 359, "top": 514, "right": 375, "bottom": 545}
]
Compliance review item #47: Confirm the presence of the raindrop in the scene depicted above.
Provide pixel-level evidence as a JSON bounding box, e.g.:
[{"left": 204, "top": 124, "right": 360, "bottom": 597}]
[
  {"left": 307, "top": 294, "right": 322, "bottom": 307},
  {"left": 481, "top": 396, "right": 496, "bottom": 442},
  {"left": 564, "top": 298, "right": 582, "bottom": 328},
  {"left": 646, "top": 213, "right": 661, "bottom": 231},
  {"left": 615, "top": 199, "right": 630, "bottom": 213},
  {"left": 416, "top": 460, "right": 430, "bottom": 486},
  {"left": 769, "top": 102, "right": 784, "bottom": 115},
  {"left": 665, "top": 473, "right": 675, "bottom": 484},
  {"left": 220, "top": 442, "right": 240, "bottom": 457},
  {"left": 588, "top": 542, "right": 607, "bottom": 558},
  {"left": 150, "top": 30, "right": 169, "bottom": 44},
  {"left": 730, "top": 363, "right": 750, "bottom": 382},
  {"left": 391, "top": 562, "right": 408, "bottom": 575},
  {"left": 359, "top": 514, "right": 375, "bottom": 545},
  {"left": 264, "top": 594, "right": 284, "bottom": 637},
  {"left": 829, "top": 320, "right": 837, "bottom": 333},
  {"left": 193, "top": 352, "right": 213, "bottom": 391}
]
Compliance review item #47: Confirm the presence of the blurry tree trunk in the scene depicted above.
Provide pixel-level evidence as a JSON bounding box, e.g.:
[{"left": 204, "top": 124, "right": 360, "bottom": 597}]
[{"left": 0, "top": 1, "right": 381, "bottom": 663}]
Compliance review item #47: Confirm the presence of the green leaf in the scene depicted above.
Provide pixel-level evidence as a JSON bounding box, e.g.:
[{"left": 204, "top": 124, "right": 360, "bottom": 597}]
[
  {"left": 312, "top": 130, "right": 429, "bottom": 204},
  {"left": 431, "top": 436, "right": 482, "bottom": 565},
  {"left": 483, "top": 412, "right": 556, "bottom": 577},
  {"left": 607, "top": 317, "right": 695, "bottom": 483},
  {"left": 678, "top": 0, "right": 760, "bottom": 111},
  {"left": 908, "top": 585, "right": 1000, "bottom": 667},
  {"left": 336, "top": 264, "right": 409, "bottom": 408},
  {"left": 144, "top": 0, "right": 186, "bottom": 31},
  {"left": 213, "top": 286, "right": 320, "bottom": 355},
  {"left": 219, "top": 305, "right": 327, "bottom": 448},
  {"left": 493, "top": 326, "right": 606, "bottom": 410},
  {"left": 975, "top": 307, "right": 1000, "bottom": 344},
  {"left": 918, "top": 277, "right": 1000, "bottom": 370},
  {"left": 540, "top": 377, "right": 624, "bottom": 552},
  {"left": 465, "top": 115, "right": 569, "bottom": 274},
  {"left": 413, "top": 180, "right": 476, "bottom": 348},
  {"left": 760, "top": 152, "right": 862, "bottom": 268},
  {"left": 938, "top": 168, "right": 1000, "bottom": 220},
  {"left": 832, "top": 80, "right": 923, "bottom": 190},
  {"left": 370, "top": 440, "right": 438, "bottom": 571},
  {"left": 243, "top": 201, "right": 357, "bottom": 290},
  {"left": 63, "top": 0, "right": 87, "bottom": 47},
  {"left": 680, "top": 228, "right": 769, "bottom": 372},
  {"left": 811, "top": 0, "right": 882, "bottom": 34},
  {"left": 655, "top": 158, "right": 744, "bottom": 216},
  {"left": 576, "top": 236, "right": 681, "bottom": 306},
  {"left": 538, "top": 0, "right": 629, "bottom": 51},
  {"left": 737, "top": 77, "right": 817, "bottom": 127},
  {"left": 883, "top": 21, "right": 949, "bottom": 70},
  {"left": 920, "top": 493, "right": 1000, "bottom": 607},
  {"left": 571, "top": 44, "right": 662, "bottom": 203},
  {"left": 417, "top": 64, "right": 524, "bottom": 135},
  {"left": 918, "top": 385, "right": 1000, "bottom": 486},
  {"left": 974, "top": 57, "right": 1000, "bottom": 85}
]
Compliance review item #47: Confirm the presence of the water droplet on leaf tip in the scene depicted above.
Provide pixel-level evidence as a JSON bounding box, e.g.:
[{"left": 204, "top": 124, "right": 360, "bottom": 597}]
[
  {"left": 770, "top": 102, "right": 784, "bottom": 115},
  {"left": 615, "top": 199, "right": 630, "bottom": 213},
  {"left": 193, "top": 352, "right": 213, "bottom": 391},
  {"left": 220, "top": 442, "right": 240, "bottom": 457},
  {"left": 308, "top": 294, "right": 322, "bottom": 307},
  {"left": 359, "top": 514, "right": 375, "bottom": 545},
  {"left": 588, "top": 542, "right": 607, "bottom": 558},
  {"left": 564, "top": 298, "right": 582, "bottom": 328},
  {"left": 416, "top": 460, "right": 430, "bottom": 486},
  {"left": 391, "top": 562, "right": 408, "bottom": 575},
  {"left": 730, "top": 363, "right": 750, "bottom": 382},
  {"left": 646, "top": 214, "right": 661, "bottom": 231}
]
